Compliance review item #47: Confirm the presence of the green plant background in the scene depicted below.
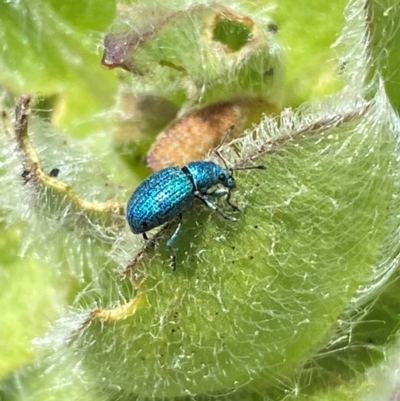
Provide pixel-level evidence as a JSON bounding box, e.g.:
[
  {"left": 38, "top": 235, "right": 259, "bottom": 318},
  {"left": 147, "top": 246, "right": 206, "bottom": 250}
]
[{"left": 1, "top": 0, "right": 400, "bottom": 400}]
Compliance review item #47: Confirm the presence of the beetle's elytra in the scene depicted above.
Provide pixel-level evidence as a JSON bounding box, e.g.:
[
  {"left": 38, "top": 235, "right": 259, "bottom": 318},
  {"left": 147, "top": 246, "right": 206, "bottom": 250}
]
[{"left": 126, "top": 128, "right": 266, "bottom": 270}]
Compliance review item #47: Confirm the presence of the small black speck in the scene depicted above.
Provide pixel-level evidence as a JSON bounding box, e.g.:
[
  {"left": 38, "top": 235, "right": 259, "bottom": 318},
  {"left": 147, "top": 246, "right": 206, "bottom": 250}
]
[
  {"left": 215, "top": 312, "right": 219, "bottom": 315},
  {"left": 21, "top": 170, "right": 30, "bottom": 178},
  {"left": 48, "top": 168, "right": 60, "bottom": 177},
  {"left": 254, "top": 225, "right": 258, "bottom": 229},
  {"left": 171, "top": 329, "right": 176, "bottom": 333},
  {"left": 231, "top": 246, "right": 235, "bottom": 250},
  {"left": 249, "top": 255, "right": 254, "bottom": 260},
  {"left": 264, "top": 67, "right": 274, "bottom": 77},
  {"left": 268, "top": 23, "right": 279, "bottom": 33}
]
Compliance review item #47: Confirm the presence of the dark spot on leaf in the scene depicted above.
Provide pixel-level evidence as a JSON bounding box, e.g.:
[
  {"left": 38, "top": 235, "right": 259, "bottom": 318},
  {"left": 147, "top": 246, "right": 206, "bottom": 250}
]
[
  {"left": 102, "top": 32, "right": 143, "bottom": 74},
  {"left": 48, "top": 168, "right": 60, "bottom": 177},
  {"left": 268, "top": 23, "right": 278, "bottom": 33},
  {"left": 21, "top": 169, "right": 33, "bottom": 184},
  {"left": 264, "top": 67, "right": 274, "bottom": 77}
]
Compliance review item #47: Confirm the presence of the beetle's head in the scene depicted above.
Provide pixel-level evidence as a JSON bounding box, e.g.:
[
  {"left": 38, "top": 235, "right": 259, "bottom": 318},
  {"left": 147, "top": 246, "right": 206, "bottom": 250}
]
[{"left": 217, "top": 168, "right": 235, "bottom": 189}]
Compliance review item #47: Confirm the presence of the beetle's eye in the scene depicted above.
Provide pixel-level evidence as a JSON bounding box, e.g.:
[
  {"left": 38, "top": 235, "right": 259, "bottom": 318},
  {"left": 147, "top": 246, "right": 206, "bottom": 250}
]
[{"left": 218, "top": 173, "right": 226, "bottom": 181}]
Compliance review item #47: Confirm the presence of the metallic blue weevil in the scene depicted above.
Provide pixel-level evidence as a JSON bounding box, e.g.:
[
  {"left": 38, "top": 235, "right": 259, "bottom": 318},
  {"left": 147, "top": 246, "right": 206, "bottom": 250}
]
[{"left": 126, "top": 128, "right": 265, "bottom": 270}]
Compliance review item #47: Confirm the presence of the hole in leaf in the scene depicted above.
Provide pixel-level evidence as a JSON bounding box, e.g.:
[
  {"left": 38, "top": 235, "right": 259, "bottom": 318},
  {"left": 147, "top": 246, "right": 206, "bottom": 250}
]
[{"left": 213, "top": 16, "right": 253, "bottom": 51}]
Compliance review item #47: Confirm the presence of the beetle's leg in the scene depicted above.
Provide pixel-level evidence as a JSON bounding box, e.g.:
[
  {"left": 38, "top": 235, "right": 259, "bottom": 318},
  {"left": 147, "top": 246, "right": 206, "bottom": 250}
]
[
  {"left": 142, "top": 232, "right": 149, "bottom": 241},
  {"left": 195, "top": 194, "right": 238, "bottom": 222},
  {"left": 225, "top": 189, "right": 240, "bottom": 212},
  {"left": 124, "top": 223, "right": 173, "bottom": 276},
  {"left": 206, "top": 187, "right": 229, "bottom": 198},
  {"left": 166, "top": 214, "right": 182, "bottom": 271},
  {"left": 206, "top": 188, "right": 240, "bottom": 212}
]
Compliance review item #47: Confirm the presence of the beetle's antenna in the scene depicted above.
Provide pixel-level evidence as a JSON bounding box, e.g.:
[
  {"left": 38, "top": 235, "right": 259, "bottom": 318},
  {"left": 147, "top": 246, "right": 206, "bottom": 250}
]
[
  {"left": 214, "top": 125, "right": 267, "bottom": 171},
  {"left": 233, "top": 164, "right": 267, "bottom": 171},
  {"left": 214, "top": 125, "right": 235, "bottom": 170}
]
